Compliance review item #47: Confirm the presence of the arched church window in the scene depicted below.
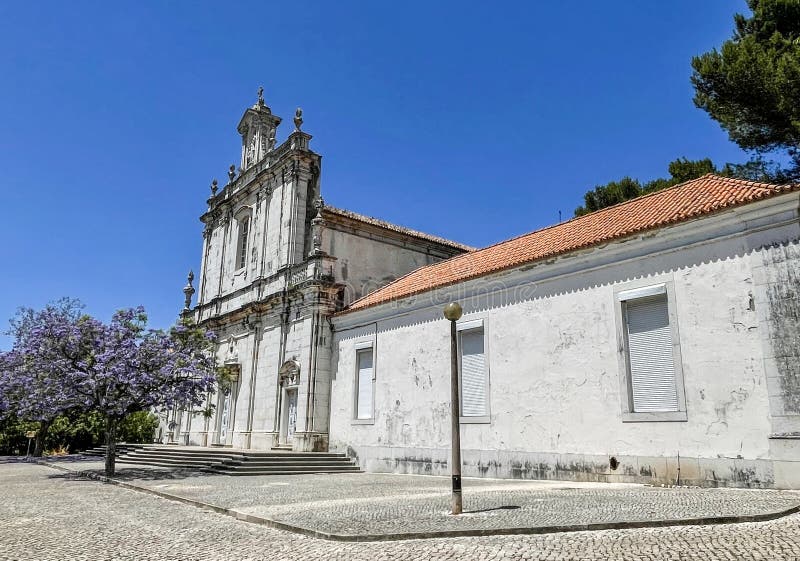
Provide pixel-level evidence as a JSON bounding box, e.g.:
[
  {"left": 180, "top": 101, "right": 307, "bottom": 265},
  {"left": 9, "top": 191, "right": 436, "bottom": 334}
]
[{"left": 236, "top": 215, "right": 250, "bottom": 270}]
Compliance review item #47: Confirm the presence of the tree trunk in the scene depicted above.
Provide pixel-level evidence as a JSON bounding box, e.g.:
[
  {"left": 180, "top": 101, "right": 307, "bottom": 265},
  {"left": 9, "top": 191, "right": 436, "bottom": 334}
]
[
  {"left": 104, "top": 417, "right": 118, "bottom": 476},
  {"left": 32, "top": 419, "right": 51, "bottom": 457}
]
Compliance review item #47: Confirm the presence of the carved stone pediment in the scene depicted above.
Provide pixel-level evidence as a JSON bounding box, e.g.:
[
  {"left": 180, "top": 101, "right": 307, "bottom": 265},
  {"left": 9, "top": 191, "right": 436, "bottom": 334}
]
[
  {"left": 223, "top": 338, "right": 239, "bottom": 365},
  {"left": 279, "top": 359, "right": 301, "bottom": 387}
]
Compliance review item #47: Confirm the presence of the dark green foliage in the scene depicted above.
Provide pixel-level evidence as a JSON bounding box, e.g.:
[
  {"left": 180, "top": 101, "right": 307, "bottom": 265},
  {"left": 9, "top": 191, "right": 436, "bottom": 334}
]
[
  {"left": 720, "top": 156, "right": 789, "bottom": 182},
  {"left": 691, "top": 0, "right": 800, "bottom": 178},
  {"left": 0, "top": 416, "right": 39, "bottom": 455},
  {"left": 575, "top": 177, "right": 642, "bottom": 216},
  {"left": 575, "top": 158, "right": 721, "bottom": 216},
  {"left": 667, "top": 158, "right": 718, "bottom": 184},
  {"left": 118, "top": 410, "right": 159, "bottom": 444},
  {"left": 0, "top": 410, "right": 158, "bottom": 455}
]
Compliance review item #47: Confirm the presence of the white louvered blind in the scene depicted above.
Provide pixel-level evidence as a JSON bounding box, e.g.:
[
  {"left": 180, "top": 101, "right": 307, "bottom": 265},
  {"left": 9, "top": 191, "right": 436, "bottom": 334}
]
[
  {"left": 460, "top": 329, "right": 487, "bottom": 417},
  {"left": 625, "top": 296, "right": 679, "bottom": 412},
  {"left": 356, "top": 349, "right": 373, "bottom": 419}
]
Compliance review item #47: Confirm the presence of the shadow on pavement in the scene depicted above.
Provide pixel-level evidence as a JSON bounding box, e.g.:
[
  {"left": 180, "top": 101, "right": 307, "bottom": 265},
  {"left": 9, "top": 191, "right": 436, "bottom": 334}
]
[
  {"left": 465, "top": 505, "right": 521, "bottom": 514},
  {"left": 46, "top": 465, "right": 215, "bottom": 482},
  {"left": 0, "top": 456, "right": 38, "bottom": 464}
]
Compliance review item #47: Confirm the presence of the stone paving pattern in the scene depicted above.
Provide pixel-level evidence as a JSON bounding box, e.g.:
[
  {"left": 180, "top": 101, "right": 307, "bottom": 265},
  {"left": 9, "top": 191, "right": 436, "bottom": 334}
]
[
  {"left": 40, "top": 457, "right": 800, "bottom": 538},
  {"left": 2, "top": 461, "right": 800, "bottom": 560}
]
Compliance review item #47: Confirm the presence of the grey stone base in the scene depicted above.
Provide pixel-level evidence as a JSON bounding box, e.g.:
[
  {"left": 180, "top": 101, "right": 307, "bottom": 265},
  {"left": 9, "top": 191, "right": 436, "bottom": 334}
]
[
  {"left": 336, "top": 445, "right": 787, "bottom": 489},
  {"left": 294, "top": 431, "right": 329, "bottom": 452}
]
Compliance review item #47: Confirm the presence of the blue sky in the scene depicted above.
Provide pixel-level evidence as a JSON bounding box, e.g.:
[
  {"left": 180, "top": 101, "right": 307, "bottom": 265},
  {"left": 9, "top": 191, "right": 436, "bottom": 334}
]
[{"left": 0, "top": 1, "right": 752, "bottom": 348}]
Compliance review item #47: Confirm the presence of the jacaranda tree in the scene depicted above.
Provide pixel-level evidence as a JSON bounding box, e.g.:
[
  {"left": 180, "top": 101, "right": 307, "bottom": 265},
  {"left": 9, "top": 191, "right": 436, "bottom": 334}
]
[
  {"left": 1, "top": 302, "right": 218, "bottom": 475},
  {"left": 0, "top": 298, "right": 85, "bottom": 456},
  {"left": 59, "top": 308, "right": 218, "bottom": 475}
]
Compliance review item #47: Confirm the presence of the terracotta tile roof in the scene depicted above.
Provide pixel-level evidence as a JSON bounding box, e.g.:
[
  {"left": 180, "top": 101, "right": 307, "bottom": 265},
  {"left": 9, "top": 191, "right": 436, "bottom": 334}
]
[
  {"left": 343, "top": 174, "right": 799, "bottom": 314},
  {"left": 322, "top": 206, "right": 474, "bottom": 251}
]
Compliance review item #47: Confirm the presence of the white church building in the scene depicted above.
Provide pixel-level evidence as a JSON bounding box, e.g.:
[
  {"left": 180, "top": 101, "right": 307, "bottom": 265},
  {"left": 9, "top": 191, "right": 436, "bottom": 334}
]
[{"left": 177, "top": 92, "right": 800, "bottom": 489}]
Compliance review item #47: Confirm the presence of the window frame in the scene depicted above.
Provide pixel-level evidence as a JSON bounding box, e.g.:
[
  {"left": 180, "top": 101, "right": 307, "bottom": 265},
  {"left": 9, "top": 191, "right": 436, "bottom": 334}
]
[
  {"left": 614, "top": 280, "right": 687, "bottom": 422},
  {"left": 457, "top": 318, "right": 491, "bottom": 424},
  {"left": 235, "top": 214, "right": 251, "bottom": 272},
  {"left": 352, "top": 340, "right": 376, "bottom": 425}
]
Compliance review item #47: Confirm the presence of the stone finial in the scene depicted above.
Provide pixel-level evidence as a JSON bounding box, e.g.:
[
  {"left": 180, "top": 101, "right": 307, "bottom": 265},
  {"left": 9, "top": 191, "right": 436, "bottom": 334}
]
[
  {"left": 228, "top": 164, "right": 236, "bottom": 183},
  {"left": 294, "top": 107, "right": 303, "bottom": 131},
  {"left": 210, "top": 179, "right": 218, "bottom": 196},
  {"left": 310, "top": 197, "right": 325, "bottom": 256},
  {"left": 257, "top": 86, "right": 264, "bottom": 106},
  {"left": 182, "top": 270, "right": 196, "bottom": 313}
]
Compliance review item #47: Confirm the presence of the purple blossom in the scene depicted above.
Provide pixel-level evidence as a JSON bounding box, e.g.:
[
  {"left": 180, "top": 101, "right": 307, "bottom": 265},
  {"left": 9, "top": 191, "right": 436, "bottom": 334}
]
[{"left": 0, "top": 302, "right": 218, "bottom": 474}]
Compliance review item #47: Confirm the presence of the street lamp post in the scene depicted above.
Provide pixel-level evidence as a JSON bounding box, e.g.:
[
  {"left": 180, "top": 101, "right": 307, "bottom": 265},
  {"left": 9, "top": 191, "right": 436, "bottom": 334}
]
[{"left": 443, "top": 301, "right": 463, "bottom": 515}]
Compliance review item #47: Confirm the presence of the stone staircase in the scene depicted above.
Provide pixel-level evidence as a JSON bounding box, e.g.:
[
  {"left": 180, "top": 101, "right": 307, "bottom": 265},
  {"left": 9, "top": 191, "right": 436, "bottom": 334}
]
[
  {"left": 84, "top": 444, "right": 361, "bottom": 476},
  {"left": 81, "top": 443, "right": 147, "bottom": 457}
]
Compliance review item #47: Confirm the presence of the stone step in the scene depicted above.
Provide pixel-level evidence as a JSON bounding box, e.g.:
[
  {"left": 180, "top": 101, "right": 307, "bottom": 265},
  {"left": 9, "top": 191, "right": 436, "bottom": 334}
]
[
  {"left": 216, "top": 459, "right": 355, "bottom": 467},
  {"left": 136, "top": 447, "right": 245, "bottom": 457},
  {"left": 133, "top": 447, "right": 347, "bottom": 459},
  {"left": 210, "top": 465, "right": 362, "bottom": 474},
  {"left": 120, "top": 455, "right": 225, "bottom": 464},
  {"left": 117, "top": 458, "right": 223, "bottom": 468},
  {"left": 221, "top": 457, "right": 355, "bottom": 465},
  {"left": 212, "top": 470, "right": 364, "bottom": 476},
  {"left": 82, "top": 444, "right": 361, "bottom": 475},
  {"left": 82, "top": 444, "right": 146, "bottom": 457},
  {"left": 123, "top": 452, "right": 246, "bottom": 462}
]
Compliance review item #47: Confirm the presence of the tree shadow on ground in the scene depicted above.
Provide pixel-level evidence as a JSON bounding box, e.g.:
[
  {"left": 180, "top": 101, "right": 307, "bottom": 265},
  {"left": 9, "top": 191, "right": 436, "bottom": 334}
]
[
  {"left": 46, "top": 465, "right": 216, "bottom": 482},
  {"left": 43, "top": 454, "right": 103, "bottom": 463},
  {"left": 0, "top": 456, "right": 37, "bottom": 464}
]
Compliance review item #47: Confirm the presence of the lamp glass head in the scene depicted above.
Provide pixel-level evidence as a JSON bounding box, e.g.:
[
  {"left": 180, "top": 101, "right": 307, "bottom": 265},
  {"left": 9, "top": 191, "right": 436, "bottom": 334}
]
[{"left": 443, "top": 302, "right": 463, "bottom": 321}]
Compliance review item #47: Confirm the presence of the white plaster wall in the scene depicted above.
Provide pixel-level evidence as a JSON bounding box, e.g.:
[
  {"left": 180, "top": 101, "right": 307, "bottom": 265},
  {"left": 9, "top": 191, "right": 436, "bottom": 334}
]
[
  {"left": 326, "top": 229, "right": 440, "bottom": 304},
  {"left": 329, "top": 205, "right": 800, "bottom": 485}
]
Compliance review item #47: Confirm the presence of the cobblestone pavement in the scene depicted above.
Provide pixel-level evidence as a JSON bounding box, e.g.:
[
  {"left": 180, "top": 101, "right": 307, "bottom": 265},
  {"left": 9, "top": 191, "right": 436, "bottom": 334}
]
[
  {"left": 2, "top": 463, "right": 800, "bottom": 560},
  {"left": 40, "top": 457, "right": 800, "bottom": 538}
]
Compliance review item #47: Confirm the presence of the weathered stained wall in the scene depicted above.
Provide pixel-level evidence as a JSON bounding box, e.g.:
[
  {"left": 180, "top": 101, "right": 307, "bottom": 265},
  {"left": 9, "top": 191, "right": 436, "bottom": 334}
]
[
  {"left": 330, "top": 196, "right": 800, "bottom": 488},
  {"left": 752, "top": 238, "right": 800, "bottom": 487},
  {"left": 197, "top": 165, "right": 318, "bottom": 319},
  {"left": 325, "top": 228, "right": 443, "bottom": 304},
  {"left": 755, "top": 240, "right": 800, "bottom": 422}
]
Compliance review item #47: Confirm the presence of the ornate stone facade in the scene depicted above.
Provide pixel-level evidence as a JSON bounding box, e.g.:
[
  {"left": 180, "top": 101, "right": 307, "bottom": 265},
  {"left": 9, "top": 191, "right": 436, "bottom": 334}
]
[{"left": 171, "top": 91, "right": 469, "bottom": 451}]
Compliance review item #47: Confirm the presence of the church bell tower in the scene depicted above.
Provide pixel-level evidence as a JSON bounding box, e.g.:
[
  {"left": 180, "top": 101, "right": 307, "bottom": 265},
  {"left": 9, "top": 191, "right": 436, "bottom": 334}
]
[{"left": 237, "top": 86, "right": 282, "bottom": 170}]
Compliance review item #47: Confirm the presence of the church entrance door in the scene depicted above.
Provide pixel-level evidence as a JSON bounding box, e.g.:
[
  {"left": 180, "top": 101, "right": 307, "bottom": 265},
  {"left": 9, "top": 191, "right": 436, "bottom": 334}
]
[
  {"left": 217, "top": 387, "right": 232, "bottom": 445},
  {"left": 281, "top": 388, "right": 298, "bottom": 445}
]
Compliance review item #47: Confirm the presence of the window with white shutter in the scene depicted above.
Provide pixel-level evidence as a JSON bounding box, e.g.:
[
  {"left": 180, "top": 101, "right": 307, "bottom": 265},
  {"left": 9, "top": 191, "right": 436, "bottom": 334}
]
[
  {"left": 616, "top": 282, "right": 687, "bottom": 422},
  {"left": 355, "top": 347, "right": 374, "bottom": 420},
  {"left": 458, "top": 325, "right": 489, "bottom": 421},
  {"left": 624, "top": 295, "right": 678, "bottom": 412}
]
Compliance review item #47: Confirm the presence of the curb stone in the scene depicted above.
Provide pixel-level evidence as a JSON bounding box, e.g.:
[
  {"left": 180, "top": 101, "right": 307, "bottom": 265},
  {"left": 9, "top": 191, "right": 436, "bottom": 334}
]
[{"left": 37, "top": 460, "right": 800, "bottom": 543}]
